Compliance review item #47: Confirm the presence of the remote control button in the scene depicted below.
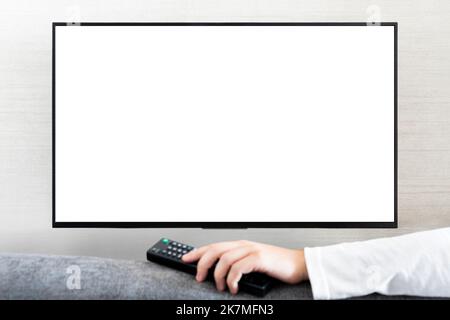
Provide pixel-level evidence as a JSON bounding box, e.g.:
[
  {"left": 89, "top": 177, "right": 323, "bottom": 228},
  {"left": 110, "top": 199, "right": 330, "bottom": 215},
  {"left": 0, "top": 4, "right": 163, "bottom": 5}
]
[
  {"left": 177, "top": 248, "right": 182, "bottom": 253},
  {"left": 182, "top": 245, "right": 187, "bottom": 249},
  {"left": 177, "top": 254, "right": 182, "bottom": 259},
  {"left": 168, "top": 246, "right": 172, "bottom": 250},
  {"left": 162, "top": 238, "right": 169, "bottom": 244},
  {"left": 162, "top": 250, "right": 167, "bottom": 254},
  {"left": 182, "top": 250, "right": 187, "bottom": 254},
  {"left": 171, "top": 241, "right": 177, "bottom": 246}
]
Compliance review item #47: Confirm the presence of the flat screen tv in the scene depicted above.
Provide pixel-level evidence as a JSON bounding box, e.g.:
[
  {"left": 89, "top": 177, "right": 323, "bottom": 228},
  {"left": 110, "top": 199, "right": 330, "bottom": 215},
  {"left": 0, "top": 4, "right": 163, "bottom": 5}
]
[{"left": 53, "top": 22, "right": 397, "bottom": 228}]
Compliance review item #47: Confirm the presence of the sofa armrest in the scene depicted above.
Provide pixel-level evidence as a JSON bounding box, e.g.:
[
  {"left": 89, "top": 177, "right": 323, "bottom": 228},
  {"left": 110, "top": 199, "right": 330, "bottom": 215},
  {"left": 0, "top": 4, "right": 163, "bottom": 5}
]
[{"left": 0, "top": 253, "right": 315, "bottom": 299}]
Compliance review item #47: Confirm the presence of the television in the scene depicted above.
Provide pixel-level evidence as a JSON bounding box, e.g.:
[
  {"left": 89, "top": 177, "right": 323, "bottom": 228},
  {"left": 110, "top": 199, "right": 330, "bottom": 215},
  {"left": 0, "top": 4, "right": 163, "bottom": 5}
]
[{"left": 53, "top": 22, "right": 397, "bottom": 228}]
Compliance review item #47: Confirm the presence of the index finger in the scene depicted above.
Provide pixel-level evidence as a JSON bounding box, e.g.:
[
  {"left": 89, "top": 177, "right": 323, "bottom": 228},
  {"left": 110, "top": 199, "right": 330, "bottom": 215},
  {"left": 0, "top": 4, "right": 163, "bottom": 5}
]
[
  {"left": 182, "top": 245, "right": 209, "bottom": 263},
  {"left": 182, "top": 241, "right": 246, "bottom": 263}
]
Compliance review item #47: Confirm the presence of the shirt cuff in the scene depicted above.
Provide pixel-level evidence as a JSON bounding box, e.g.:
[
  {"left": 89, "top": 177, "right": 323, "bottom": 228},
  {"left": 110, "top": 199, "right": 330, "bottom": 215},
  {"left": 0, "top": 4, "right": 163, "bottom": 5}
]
[{"left": 304, "top": 247, "right": 331, "bottom": 300}]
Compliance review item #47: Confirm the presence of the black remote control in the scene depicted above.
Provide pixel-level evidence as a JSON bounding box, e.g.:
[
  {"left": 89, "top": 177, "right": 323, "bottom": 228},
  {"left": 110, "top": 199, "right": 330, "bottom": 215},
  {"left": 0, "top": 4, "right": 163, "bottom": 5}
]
[{"left": 147, "top": 238, "right": 275, "bottom": 297}]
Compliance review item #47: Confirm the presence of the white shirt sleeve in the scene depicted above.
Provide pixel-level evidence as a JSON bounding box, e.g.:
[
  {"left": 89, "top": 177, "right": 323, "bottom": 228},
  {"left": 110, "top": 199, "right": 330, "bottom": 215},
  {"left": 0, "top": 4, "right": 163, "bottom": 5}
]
[{"left": 304, "top": 227, "right": 450, "bottom": 299}]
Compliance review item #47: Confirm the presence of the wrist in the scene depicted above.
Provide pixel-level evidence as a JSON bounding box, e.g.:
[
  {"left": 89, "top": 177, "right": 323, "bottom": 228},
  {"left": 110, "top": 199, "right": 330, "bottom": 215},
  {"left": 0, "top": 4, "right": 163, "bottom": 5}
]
[
  {"left": 295, "top": 249, "right": 309, "bottom": 282},
  {"left": 294, "top": 249, "right": 309, "bottom": 283},
  {"left": 284, "top": 248, "right": 309, "bottom": 284}
]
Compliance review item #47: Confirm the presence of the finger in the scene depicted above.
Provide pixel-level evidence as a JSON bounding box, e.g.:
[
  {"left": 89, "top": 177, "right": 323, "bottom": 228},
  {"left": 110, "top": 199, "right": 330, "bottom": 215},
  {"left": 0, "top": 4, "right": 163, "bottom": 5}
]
[
  {"left": 214, "top": 246, "right": 253, "bottom": 291},
  {"left": 226, "top": 255, "right": 259, "bottom": 295},
  {"left": 195, "top": 247, "right": 226, "bottom": 282},
  {"left": 195, "top": 242, "right": 249, "bottom": 282},
  {"left": 182, "top": 246, "right": 209, "bottom": 263},
  {"left": 182, "top": 241, "right": 244, "bottom": 263}
]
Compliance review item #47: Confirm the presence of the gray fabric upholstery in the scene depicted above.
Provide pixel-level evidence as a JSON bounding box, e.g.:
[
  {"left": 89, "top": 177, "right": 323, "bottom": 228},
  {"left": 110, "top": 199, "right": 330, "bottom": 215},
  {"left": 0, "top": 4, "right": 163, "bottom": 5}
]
[{"left": 0, "top": 253, "right": 432, "bottom": 300}]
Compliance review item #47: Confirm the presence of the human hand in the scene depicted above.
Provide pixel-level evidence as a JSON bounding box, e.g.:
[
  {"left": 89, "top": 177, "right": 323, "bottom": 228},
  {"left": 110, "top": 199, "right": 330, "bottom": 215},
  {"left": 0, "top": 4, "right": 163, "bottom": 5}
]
[{"left": 182, "top": 240, "right": 308, "bottom": 294}]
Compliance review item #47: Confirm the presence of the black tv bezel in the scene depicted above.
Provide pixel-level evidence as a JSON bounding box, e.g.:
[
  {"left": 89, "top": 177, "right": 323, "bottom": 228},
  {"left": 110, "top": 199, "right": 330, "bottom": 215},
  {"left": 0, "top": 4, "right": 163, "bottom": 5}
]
[{"left": 52, "top": 22, "right": 398, "bottom": 229}]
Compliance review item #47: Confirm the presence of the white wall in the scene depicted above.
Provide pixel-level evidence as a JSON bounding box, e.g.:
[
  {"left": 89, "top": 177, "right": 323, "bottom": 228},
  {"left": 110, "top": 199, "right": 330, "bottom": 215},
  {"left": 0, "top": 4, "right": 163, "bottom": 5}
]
[{"left": 1, "top": 0, "right": 449, "bottom": 260}]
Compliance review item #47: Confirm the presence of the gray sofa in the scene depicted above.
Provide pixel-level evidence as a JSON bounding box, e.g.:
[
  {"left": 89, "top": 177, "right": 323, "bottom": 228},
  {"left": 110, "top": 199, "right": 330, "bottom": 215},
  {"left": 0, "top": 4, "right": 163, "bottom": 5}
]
[{"left": 0, "top": 253, "right": 430, "bottom": 300}]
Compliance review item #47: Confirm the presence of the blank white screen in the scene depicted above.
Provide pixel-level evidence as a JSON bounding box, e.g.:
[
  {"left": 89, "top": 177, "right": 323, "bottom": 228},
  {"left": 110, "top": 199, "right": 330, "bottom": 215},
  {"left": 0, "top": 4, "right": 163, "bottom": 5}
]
[{"left": 55, "top": 25, "right": 395, "bottom": 222}]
